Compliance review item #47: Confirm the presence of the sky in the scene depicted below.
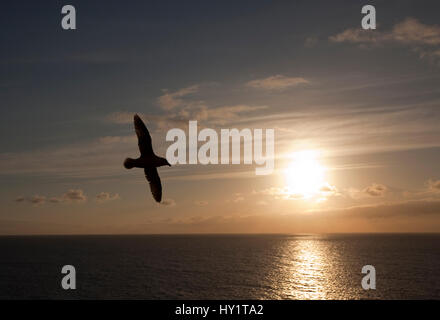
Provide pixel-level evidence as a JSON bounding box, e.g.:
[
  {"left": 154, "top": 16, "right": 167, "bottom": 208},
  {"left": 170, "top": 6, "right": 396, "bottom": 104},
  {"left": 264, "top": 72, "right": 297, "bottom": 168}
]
[{"left": 1, "top": 0, "right": 440, "bottom": 234}]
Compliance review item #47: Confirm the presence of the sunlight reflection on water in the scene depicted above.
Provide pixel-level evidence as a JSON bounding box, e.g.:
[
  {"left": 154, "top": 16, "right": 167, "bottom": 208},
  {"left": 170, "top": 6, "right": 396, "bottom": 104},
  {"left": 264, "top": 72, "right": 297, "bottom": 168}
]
[
  {"left": 279, "top": 238, "right": 328, "bottom": 299},
  {"left": 1, "top": 234, "right": 439, "bottom": 299},
  {"left": 268, "top": 235, "right": 368, "bottom": 300}
]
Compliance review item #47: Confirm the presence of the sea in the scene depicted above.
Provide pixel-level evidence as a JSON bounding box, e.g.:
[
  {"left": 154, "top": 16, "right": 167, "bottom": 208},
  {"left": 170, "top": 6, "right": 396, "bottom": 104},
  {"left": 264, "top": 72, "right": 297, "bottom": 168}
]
[{"left": 0, "top": 234, "right": 439, "bottom": 299}]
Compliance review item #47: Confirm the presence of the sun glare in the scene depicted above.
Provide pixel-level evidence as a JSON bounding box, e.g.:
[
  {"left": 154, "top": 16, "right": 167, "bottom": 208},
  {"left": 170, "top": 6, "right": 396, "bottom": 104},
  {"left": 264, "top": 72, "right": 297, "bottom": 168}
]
[{"left": 284, "top": 150, "right": 326, "bottom": 199}]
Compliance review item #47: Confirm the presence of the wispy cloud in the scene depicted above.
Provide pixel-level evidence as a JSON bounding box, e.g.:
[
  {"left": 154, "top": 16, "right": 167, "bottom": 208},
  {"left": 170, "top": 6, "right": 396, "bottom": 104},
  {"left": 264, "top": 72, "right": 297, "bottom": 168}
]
[
  {"left": 330, "top": 18, "right": 440, "bottom": 46},
  {"left": 15, "top": 196, "right": 26, "bottom": 203},
  {"left": 363, "top": 183, "right": 388, "bottom": 197},
  {"left": 315, "top": 199, "right": 440, "bottom": 219},
  {"left": 160, "top": 198, "right": 176, "bottom": 207},
  {"left": 157, "top": 85, "right": 199, "bottom": 110},
  {"left": 62, "top": 189, "right": 87, "bottom": 202},
  {"left": 330, "top": 18, "right": 440, "bottom": 64},
  {"left": 253, "top": 183, "right": 340, "bottom": 201},
  {"left": 96, "top": 192, "right": 120, "bottom": 203},
  {"left": 427, "top": 179, "right": 440, "bottom": 193},
  {"left": 28, "top": 195, "right": 46, "bottom": 206},
  {"left": 106, "top": 104, "right": 267, "bottom": 130},
  {"left": 191, "top": 105, "right": 268, "bottom": 125},
  {"left": 16, "top": 189, "right": 87, "bottom": 206},
  {"left": 246, "top": 75, "right": 309, "bottom": 90},
  {"left": 393, "top": 18, "right": 440, "bottom": 46},
  {"left": 347, "top": 183, "right": 388, "bottom": 199},
  {"left": 232, "top": 194, "right": 245, "bottom": 203},
  {"left": 107, "top": 81, "right": 268, "bottom": 130},
  {"left": 16, "top": 195, "right": 46, "bottom": 206}
]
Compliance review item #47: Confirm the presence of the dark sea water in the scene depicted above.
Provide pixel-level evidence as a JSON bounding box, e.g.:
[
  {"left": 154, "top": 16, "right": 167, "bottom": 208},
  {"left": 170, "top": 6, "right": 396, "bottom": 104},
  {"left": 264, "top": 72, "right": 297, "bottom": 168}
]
[{"left": 0, "top": 234, "right": 439, "bottom": 300}]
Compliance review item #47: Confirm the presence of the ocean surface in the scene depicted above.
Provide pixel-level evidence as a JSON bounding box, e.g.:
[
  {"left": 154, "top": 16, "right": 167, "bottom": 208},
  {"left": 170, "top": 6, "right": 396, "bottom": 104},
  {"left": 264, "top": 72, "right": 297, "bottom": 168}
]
[{"left": 0, "top": 234, "right": 439, "bottom": 299}]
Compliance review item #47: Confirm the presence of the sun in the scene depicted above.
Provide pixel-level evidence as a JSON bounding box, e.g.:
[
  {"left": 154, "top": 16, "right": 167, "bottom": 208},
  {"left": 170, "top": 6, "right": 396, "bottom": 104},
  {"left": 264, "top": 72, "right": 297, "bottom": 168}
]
[{"left": 284, "top": 150, "right": 326, "bottom": 199}]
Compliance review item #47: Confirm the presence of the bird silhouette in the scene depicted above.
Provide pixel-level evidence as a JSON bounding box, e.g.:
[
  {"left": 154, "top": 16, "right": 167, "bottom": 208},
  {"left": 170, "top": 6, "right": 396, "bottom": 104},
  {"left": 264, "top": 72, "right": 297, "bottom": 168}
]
[{"left": 124, "top": 114, "right": 171, "bottom": 202}]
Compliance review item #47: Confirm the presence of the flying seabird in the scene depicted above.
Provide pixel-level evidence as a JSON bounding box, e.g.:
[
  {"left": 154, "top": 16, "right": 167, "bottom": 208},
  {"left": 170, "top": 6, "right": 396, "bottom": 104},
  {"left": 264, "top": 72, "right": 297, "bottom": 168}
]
[{"left": 123, "top": 114, "right": 171, "bottom": 202}]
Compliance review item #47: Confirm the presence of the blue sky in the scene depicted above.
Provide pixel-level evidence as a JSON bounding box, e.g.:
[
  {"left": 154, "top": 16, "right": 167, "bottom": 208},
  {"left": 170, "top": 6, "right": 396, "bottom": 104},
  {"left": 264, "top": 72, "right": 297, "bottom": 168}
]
[{"left": 1, "top": 0, "right": 440, "bottom": 234}]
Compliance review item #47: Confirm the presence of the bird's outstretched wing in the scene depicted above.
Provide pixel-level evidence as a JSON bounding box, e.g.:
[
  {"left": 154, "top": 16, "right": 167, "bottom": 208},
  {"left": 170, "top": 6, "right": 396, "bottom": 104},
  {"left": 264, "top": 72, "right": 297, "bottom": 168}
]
[
  {"left": 144, "top": 168, "right": 162, "bottom": 203},
  {"left": 134, "top": 114, "right": 154, "bottom": 156}
]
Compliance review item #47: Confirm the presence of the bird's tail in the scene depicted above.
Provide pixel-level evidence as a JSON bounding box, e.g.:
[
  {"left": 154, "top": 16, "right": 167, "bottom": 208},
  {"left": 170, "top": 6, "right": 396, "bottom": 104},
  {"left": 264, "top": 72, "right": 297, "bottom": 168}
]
[{"left": 124, "top": 158, "right": 135, "bottom": 169}]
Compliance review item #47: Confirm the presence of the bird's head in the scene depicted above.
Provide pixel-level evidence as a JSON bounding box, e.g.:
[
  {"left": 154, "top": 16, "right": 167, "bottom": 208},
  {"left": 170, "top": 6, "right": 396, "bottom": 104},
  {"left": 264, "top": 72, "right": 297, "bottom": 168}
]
[{"left": 123, "top": 158, "right": 135, "bottom": 169}]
